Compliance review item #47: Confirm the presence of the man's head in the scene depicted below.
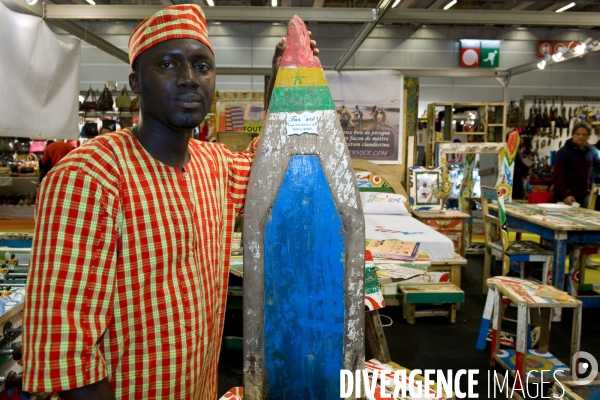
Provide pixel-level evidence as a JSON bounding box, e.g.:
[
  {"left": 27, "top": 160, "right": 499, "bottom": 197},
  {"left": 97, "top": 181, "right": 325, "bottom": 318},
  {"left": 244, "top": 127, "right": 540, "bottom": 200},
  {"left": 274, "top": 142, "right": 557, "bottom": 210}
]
[
  {"left": 571, "top": 121, "right": 592, "bottom": 149},
  {"left": 128, "top": 5, "right": 215, "bottom": 130}
]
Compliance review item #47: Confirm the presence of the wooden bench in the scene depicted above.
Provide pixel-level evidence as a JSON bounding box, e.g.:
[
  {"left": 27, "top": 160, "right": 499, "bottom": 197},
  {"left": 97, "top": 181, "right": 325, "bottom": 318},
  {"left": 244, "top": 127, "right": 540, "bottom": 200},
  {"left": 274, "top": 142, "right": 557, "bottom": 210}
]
[{"left": 398, "top": 282, "right": 465, "bottom": 324}]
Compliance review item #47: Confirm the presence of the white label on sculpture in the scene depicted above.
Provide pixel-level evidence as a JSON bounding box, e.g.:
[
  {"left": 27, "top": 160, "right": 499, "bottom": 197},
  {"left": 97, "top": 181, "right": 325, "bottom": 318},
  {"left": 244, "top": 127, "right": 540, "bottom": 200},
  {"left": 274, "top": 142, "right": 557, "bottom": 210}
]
[{"left": 286, "top": 112, "right": 320, "bottom": 136}]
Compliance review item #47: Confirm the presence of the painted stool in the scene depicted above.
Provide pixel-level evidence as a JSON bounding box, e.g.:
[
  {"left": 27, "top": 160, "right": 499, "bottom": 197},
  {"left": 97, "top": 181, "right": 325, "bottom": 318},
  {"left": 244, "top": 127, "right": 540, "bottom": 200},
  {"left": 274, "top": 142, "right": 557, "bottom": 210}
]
[
  {"left": 398, "top": 282, "right": 464, "bottom": 325},
  {"left": 490, "top": 282, "right": 582, "bottom": 391}
]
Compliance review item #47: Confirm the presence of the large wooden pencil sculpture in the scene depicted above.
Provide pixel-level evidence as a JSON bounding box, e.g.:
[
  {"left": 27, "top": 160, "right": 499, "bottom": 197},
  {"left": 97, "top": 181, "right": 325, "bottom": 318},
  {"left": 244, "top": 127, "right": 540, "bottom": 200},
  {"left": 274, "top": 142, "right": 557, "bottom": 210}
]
[{"left": 243, "top": 16, "right": 365, "bottom": 399}]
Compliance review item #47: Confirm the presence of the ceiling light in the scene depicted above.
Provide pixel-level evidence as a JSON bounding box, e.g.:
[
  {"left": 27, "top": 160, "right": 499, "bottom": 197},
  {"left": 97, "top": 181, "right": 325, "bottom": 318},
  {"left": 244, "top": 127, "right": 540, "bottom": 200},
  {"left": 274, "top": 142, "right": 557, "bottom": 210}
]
[
  {"left": 538, "top": 55, "right": 550, "bottom": 69},
  {"left": 574, "top": 38, "right": 592, "bottom": 55},
  {"left": 443, "top": 0, "right": 457, "bottom": 10},
  {"left": 552, "top": 48, "right": 567, "bottom": 62},
  {"left": 271, "top": 0, "right": 277, "bottom": 6},
  {"left": 25, "top": 0, "right": 38, "bottom": 5},
  {"left": 391, "top": 0, "right": 401, "bottom": 7},
  {"left": 556, "top": 2, "right": 575, "bottom": 12},
  {"left": 206, "top": 0, "right": 214, "bottom": 5},
  {"left": 84, "top": 0, "right": 95, "bottom": 4}
]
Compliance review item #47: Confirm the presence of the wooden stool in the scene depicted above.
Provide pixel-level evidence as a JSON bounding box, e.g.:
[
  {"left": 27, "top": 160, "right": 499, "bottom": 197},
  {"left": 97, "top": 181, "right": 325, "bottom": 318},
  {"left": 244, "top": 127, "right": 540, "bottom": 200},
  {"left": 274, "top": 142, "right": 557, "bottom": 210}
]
[
  {"left": 476, "top": 276, "right": 541, "bottom": 351},
  {"left": 398, "top": 283, "right": 464, "bottom": 324},
  {"left": 490, "top": 282, "right": 582, "bottom": 391}
]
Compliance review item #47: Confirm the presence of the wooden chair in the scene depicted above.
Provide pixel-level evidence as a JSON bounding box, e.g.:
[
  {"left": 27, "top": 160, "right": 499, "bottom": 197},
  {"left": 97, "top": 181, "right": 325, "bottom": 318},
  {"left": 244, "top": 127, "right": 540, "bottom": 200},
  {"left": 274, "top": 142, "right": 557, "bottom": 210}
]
[
  {"left": 588, "top": 183, "right": 600, "bottom": 210},
  {"left": 480, "top": 186, "right": 553, "bottom": 294}
]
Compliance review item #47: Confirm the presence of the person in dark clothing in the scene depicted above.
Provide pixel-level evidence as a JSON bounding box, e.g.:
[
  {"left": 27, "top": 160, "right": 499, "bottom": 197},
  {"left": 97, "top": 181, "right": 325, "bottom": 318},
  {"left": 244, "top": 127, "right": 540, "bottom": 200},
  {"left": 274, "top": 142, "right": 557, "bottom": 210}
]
[
  {"left": 553, "top": 121, "right": 599, "bottom": 207},
  {"left": 512, "top": 149, "right": 530, "bottom": 200}
]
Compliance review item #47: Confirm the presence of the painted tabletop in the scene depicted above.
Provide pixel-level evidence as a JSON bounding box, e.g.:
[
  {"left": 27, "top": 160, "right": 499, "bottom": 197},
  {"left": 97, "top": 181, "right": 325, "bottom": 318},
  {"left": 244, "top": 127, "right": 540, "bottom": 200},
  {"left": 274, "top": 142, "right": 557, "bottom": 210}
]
[
  {"left": 412, "top": 209, "right": 470, "bottom": 219},
  {"left": 496, "top": 282, "right": 580, "bottom": 307},
  {"left": 489, "top": 202, "right": 600, "bottom": 231}
]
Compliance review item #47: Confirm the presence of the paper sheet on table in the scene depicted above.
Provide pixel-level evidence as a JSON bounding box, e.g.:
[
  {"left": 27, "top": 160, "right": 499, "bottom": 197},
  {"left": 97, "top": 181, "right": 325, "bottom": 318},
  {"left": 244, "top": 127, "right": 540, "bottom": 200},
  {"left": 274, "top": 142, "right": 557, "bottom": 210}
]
[{"left": 366, "top": 239, "right": 419, "bottom": 260}]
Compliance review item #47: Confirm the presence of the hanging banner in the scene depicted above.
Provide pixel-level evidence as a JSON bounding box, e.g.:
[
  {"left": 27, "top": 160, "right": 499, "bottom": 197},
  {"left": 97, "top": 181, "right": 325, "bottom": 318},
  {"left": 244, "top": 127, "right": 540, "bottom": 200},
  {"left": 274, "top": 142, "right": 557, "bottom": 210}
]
[
  {"left": 0, "top": 2, "right": 81, "bottom": 140},
  {"left": 325, "top": 70, "right": 403, "bottom": 164}
]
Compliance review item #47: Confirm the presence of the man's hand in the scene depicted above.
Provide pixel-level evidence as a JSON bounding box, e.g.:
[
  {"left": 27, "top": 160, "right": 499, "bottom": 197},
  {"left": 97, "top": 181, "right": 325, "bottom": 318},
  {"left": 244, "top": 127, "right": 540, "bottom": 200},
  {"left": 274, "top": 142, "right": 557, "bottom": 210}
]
[
  {"left": 563, "top": 196, "right": 576, "bottom": 205},
  {"left": 265, "top": 33, "right": 319, "bottom": 110}
]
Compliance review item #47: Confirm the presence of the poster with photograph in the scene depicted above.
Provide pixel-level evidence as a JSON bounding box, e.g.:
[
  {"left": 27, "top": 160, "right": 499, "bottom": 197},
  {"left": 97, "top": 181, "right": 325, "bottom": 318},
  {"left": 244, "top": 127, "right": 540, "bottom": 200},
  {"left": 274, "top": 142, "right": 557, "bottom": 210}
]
[{"left": 325, "top": 70, "right": 403, "bottom": 164}]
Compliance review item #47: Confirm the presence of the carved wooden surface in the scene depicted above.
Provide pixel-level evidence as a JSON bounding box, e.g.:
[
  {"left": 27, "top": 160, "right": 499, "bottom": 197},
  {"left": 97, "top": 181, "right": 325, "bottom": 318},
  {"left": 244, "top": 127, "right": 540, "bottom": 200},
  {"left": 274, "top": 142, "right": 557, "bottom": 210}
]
[{"left": 243, "top": 15, "right": 365, "bottom": 399}]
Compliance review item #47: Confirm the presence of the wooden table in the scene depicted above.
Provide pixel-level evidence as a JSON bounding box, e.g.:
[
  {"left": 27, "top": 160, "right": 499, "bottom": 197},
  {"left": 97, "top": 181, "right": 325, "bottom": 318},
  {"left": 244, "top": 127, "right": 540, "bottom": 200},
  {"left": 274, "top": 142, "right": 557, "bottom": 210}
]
[
  {"left": 489, "top": 203, "right": 600, "bottom": 292},
  {"left": 490, "top": 282, "right": 581, "bottom": 390},
  {"left": 413, "top": 209, "right": 470, "bottom": 257}
]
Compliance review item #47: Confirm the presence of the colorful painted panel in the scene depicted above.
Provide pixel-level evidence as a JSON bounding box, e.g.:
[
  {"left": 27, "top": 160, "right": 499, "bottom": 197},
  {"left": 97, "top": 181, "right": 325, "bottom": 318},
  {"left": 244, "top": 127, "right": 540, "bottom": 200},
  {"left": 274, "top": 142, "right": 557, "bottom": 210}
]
[
  {"left": 219, "top": 387, "right": 244, "bottom": 400},
  {"left": 365, "top": 266, "right": 385, "bottom": 311},
  {"left": 264, "top": 155, "right": 345, "bottom": 398},
  {"left": 495, "top": 349, "right": 571, "bottom": 381}
]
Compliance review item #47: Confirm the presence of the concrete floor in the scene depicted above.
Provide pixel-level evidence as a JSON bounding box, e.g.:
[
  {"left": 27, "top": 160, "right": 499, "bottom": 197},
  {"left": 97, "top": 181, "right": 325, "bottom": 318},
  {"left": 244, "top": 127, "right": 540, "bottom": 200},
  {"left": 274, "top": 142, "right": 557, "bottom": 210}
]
[{"left": 217, "top": 255, "right": 600, "bottom": 399}]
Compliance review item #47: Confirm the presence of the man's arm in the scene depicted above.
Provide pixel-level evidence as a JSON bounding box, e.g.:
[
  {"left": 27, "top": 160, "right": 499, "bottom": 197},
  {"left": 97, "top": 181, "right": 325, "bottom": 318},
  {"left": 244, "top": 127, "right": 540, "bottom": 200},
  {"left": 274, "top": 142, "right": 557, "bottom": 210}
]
[{"left": 23, "top": 168, "right": 119, "bottom": 394}]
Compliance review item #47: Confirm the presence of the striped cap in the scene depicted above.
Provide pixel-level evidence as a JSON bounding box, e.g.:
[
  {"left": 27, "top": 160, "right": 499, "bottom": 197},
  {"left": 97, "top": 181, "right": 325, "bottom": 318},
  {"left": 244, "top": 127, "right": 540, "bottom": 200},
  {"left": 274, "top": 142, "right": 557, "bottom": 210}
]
[{"left": 128, "top": 4, "right": 213, "bottom": 68}]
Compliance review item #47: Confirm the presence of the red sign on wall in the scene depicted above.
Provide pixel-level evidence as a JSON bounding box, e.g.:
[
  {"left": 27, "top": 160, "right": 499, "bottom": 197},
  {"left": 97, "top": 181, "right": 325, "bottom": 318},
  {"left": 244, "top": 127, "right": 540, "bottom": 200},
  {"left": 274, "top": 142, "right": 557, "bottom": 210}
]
[
  {"left": 538, "top": 41, "right": 582, "bottom": 58},
  {"left": 460, "top": 40, "right": 480, "bottom": 68}
]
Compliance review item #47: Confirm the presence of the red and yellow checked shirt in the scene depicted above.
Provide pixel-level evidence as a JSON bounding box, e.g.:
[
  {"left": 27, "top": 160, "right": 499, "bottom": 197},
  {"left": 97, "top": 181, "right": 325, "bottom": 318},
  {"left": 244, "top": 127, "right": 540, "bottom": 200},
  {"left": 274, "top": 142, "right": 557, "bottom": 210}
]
[{"left": 23, "top": 129, "right": 257, "bottom": 399}]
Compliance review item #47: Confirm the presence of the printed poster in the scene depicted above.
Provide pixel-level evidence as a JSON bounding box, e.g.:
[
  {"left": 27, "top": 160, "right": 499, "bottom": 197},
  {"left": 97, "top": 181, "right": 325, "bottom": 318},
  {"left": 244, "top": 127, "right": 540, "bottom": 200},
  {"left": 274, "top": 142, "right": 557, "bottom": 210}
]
[{"left": 325, "top": 70, "right": 403, "bottom": 164}]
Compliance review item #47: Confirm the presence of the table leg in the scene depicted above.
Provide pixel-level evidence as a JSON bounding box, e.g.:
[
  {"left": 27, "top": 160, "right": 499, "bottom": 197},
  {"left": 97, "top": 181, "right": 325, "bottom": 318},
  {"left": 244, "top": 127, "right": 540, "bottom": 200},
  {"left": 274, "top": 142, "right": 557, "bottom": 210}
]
[
  {"left": 490, "top": 289, "right": 504, "bottom": 367},
  {"left": 514, "top": 303, "right": 528, "bottom": 391},
  {"left": 477, "top": 287, "right": 495, "bottom": 350},
  {"left": 571, "top": 303, "right": 582, "bottom": 377},
  {"left": 552, "top": 232, "right": 568, "bottom": 291},
  {"left": 365, "top": 309, "right": 391, "bottom": 363},
  {"left": 538, "top": 308, "right": 551, "bottom": 353}
]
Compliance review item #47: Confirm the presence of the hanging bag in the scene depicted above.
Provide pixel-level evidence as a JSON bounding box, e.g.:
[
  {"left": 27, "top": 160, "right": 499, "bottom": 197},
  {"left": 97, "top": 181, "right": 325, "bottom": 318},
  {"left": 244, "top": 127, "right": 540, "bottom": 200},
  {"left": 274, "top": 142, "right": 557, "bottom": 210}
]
[
  {"left": 115, "top": 85, "right": 132, "bottom": 110},
  {"left": 81, "top": 121, "right": 99, "bottom": 138},
  {"left": 82, "top": 86, "right": 97, "bottom": 111},
  {"left": 29, "top": 140, "right": 46, "bottom": 154},
  {"left": 0, "top": 138, "right": 13, "bottom": 153},
  {"left": 15, "top": 138, "right": 30, "bottom": 154},
  {"left": 96, "top": 86, "right": 114, "bottom": 111}
]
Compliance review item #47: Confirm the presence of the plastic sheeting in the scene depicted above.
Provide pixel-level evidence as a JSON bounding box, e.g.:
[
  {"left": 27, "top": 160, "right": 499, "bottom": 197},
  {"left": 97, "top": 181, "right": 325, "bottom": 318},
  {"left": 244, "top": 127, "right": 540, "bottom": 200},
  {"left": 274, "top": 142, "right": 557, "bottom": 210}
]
[{"left": 0, "top": 2, "right": 80, "bottom": 139}]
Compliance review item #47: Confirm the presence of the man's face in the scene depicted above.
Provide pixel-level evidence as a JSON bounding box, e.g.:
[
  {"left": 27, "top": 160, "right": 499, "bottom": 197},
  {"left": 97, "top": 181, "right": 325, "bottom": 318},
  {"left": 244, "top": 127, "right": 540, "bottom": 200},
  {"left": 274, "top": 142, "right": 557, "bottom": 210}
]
[
  {"left": 130, "top": 38, "right": 215, "bottom": 130},
  {"left": 572, "top": 127, "right": 591, "bottom": 148}
]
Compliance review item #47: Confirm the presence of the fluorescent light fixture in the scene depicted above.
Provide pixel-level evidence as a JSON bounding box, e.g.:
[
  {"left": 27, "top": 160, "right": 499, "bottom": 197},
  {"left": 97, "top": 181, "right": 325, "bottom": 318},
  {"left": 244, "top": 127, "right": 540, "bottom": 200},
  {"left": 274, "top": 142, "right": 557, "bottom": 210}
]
[
  {"left": 84, "top": 0, "right": 95, "bottom": 4},
  {"left": 391, "top": 0, "right": 401, "bottom": 7},
  {"left": 206, "top": 0, "right": 214, "bottom": 5},
  {"left": 556, "top": 2, "right": 575, "bottom": 12},
  {"left": 444, "top": 0, "right": 457, "bottom": 10},
  {"left": 552, "top": 48, "right": 567, "bottom": 62},
  {"left": 271, "top": 0, "right": 277, "bottom": 6},
  {"left": 574, "top": 38, "right": 592, "bottom": 55}
]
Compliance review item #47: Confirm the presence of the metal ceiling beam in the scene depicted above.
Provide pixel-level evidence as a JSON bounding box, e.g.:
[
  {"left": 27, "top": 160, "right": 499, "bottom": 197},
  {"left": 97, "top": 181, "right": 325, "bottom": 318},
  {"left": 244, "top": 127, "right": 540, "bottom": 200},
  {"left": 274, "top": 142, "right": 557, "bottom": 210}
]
[
  {"left": 333, "top": 0, "right": 395, "bottom": 71},
  {"left": 427, "top": 0, "right": 447, "bottom": 9},
  {"left": 43, "top": 5, "right": 600, "bottom": 27},
  {"left": 396, "top": 0, "right": 416, "bottom": 9},
  {"left": 383, "top": 9, "right": 600, "bottom": 27},
  {"left": 509, "top": 1, "right": 535, "bottom": 11},
  {"left": 541, "top": 2, "right": 568, "bottom": 11},
  {"left": 1, "top": 0, "right": 130, "bottom": 63},
  {"left": 44, "top": 5, "right": 373, "bottom": 22},
  {"left": 499, "top": 40, "right": 600, "bottom": 78}
]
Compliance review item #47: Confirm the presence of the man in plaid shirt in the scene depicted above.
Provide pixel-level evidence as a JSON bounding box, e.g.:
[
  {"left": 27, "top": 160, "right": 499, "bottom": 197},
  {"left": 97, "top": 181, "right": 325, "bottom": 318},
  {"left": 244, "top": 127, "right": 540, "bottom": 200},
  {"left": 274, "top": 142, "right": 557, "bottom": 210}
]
[{"left": 22, "top": 4, "right": 317, "bottom": 399}]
